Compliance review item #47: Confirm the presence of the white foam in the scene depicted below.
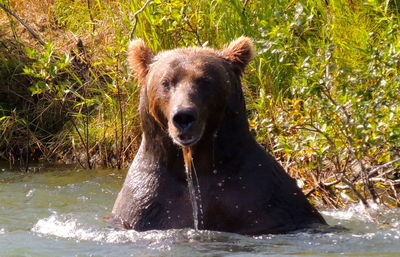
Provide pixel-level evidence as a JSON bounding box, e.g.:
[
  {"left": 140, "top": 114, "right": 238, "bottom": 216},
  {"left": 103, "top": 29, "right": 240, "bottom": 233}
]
[
  {"left": 321, "top": 201, "right": 379, "bottom": 222},
  {"left": 31, "top": 214, "right": 217, "bottom": 248},
  {"left": 32, "top": 214, "right": 161, "bottom": 244}
]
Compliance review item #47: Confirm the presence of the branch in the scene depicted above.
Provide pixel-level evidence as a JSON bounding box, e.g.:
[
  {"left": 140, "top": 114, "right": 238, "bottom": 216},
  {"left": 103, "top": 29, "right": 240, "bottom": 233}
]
[
  {"left": 70, "top": 117, "right": 91, "bottom": 169},
  {"left": 86, "top": 0, "right": 96, "bottom": 33},
  {"left": 368, "top": 157, "right": 400, "bottom": 178},
  {"left": 341, "top": 177, "right": 370, "bottom": 208},
  {"left": 242, "top": 0, "right": 250, "bottom": 14},
  {"left": 0, "top": 3, "right": 45, "bottom": 46},
  {"left": 369, "top": 177, "right": 400, "bottom": 184},
  {"left": 129, "top": 0, "right": 153, "bottom": 41}
]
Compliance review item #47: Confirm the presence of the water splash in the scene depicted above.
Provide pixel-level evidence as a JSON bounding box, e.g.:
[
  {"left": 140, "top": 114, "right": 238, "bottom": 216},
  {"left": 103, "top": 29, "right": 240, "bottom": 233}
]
[
  {"left": 32, "top": 214, "right": 167, "bottom": 245},
  {"left": 31, "top": 214, "right": 223, "bottom": 248},
  {"left": 321, "top": 201, "right": 379, "bottom": 223},
  {"left": 26, "top": 210, "right": 400, "bottom": 256},
  {"left": 182, "top": 147, "right": 203, "bottom": 231}
]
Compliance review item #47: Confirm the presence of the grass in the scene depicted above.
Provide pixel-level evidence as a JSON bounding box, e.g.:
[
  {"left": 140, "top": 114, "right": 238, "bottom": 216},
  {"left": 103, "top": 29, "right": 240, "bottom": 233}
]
[{"left": 0, "top": 0, "right": 399, "bottom": 208}]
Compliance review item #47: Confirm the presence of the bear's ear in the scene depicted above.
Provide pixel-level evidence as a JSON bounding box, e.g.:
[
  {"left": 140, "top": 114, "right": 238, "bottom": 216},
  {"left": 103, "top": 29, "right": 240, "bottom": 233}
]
[
  {"left": 220, "top": 36, "right": 255, "bottom": 75},
  {"left": 127, "top": 39, "right": 155, "bottom": 84}
]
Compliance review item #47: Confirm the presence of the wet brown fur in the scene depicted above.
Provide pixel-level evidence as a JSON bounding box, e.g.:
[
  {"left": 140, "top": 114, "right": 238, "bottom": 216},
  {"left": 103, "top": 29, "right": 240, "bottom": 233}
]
[{"left": 112, "top": 37, "right": 327, "bottom": 235}]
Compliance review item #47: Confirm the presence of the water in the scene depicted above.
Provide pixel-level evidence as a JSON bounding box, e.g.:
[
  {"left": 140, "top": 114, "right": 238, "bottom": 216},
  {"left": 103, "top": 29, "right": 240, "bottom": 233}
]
[
  {"left": 182, "top": 148, "right": 204, "bottom": 231},
  {"left": 185, "top": 164, "right": 200, "bottom": 231},
  {"left": 1, "top": 164, "right": 400, "bottom": 257}
]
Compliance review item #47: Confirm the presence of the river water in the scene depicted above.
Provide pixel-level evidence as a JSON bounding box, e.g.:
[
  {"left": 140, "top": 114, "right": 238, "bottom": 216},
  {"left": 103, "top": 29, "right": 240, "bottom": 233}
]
[{"left": 1, "top": 164, "right": 399, "bottom": 257}]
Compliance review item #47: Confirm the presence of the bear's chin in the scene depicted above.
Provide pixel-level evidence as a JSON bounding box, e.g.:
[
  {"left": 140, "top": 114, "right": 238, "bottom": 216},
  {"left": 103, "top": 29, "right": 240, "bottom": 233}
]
[
  {"left": 173, "top": 134, "right": 200, "bottom": 147},
  {"left": 170, "top": 123, "right": 206, "bottom": 147}
]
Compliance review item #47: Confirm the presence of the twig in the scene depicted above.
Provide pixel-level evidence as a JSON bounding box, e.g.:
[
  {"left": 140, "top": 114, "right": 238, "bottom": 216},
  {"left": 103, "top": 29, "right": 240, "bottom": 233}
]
[
  {"left": 185, "top": 20, "right": 202, "bottom": 46},
  {"left": 70, "top": 117, "right": 91, "bottom": 169},
  {"left": 86, "top": 0, "right": 96, "bottom": 33},
  {"left": 389, "top": 181, "right": 400, "bottom": 206},
  {"left": 85, "top": 97, "right": 91, "bottom": 169},
  {"left": 341, "top": 177, "right": 369, "bottom": 208},
  {"left": 75, "top": 39, "right": 92, "bottom": 169},
  {"left": 368, "top": 157, "right": 400, "bottom": 178},
  {"left": 242, "top": 0, "right": 250, "bottom": 14},
  {"left": 129, "top": 0, "right": 153, "bottom": 40},
  {"left": 369, "top": 177, "right": 400, "bottom": 184},
  {"left": 0, "top": 3, "right": 45, "bottom": 46},
  {"left": 115, "top": 56, "right": 124, "bottom": 169},
  {"left": 322, "top": 178, "right": 342, "bottom": 187},
  {"left": 293, "top": 123, "right": 342, "bottom": 171},
  {"left": 305, "top": 175, "right": 341, "bottom": 197}
]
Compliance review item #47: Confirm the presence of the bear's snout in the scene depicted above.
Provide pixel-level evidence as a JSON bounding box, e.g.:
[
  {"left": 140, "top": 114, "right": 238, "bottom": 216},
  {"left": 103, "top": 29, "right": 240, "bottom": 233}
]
[
  {"left": 170, "top": 107, "right": 204, "bottom": 147},
  {"left": 172, "top": 108, "right": 197, "bottom": 132}
]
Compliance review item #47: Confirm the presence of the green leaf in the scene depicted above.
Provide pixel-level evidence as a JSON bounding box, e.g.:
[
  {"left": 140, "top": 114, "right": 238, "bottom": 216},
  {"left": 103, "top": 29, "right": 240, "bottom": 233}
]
[
  {"left": 74, "top": 99, "right": 95, "bottom": 108},
  {"left": 0, "top": 116, "right": 9, "bottom": 122},
  {"left": 69, "top": 112, "right": 86, "bottom": 118}
]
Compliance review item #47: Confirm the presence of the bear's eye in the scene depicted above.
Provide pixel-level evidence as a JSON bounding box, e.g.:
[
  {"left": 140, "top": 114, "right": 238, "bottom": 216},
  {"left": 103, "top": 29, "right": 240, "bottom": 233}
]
[{"left": 161, "top": 79, "right": 170, "bottom": 89}]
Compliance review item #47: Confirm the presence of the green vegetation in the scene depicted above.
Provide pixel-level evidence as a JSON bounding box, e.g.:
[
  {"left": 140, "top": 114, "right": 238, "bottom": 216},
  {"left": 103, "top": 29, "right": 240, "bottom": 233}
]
[{"left": 0, "top": 0, "right": 399, "bottom": 208}]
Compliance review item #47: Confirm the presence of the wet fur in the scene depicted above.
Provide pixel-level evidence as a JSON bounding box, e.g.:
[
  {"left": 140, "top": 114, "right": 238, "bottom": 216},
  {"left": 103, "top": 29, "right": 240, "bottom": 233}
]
[{"left": 112, "top": 37, "right": 326, "bottom": 235}]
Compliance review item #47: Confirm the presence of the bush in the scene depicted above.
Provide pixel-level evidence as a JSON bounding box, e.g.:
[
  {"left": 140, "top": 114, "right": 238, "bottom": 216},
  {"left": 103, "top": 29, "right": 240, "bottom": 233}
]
[{"left": 1, "top": 0, "right": 399, "bottom": 207}]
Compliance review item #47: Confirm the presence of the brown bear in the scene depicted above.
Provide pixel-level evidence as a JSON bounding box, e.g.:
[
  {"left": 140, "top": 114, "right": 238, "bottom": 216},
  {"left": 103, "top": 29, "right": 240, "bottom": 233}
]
[{"left": 112, "top": 37, "right": 326, "bottom": 235}]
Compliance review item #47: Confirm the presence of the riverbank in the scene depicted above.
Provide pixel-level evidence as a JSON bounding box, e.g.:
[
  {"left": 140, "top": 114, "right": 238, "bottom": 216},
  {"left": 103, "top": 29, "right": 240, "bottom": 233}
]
[{"left": 1, "top": 0, "right": 399, "bottom": 208}]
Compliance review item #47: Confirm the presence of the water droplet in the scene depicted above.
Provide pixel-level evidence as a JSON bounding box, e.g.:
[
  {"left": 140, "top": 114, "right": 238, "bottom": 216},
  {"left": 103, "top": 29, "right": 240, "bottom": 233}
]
[
  {"left": 235, "top": 205, "right": 239, "bottom": 209},
  {"left": 258, "top": 163, "right": 262, "bottom": 167},
  {"left": 213, "top": 169, "right": 218, "bottom": 174},
  {"left": 25, "top": 189, "right": 35, "bottom": 198},
  {"left": 239, "top": 176, "right": 242, "bottom": 180},
  {"left": 242, "top": 186, "right": 246, "bottom": 189},
  {"left": 248, "top": 210, "right": 253, "bottom": 213},
  {"left": 166, "top": 210, "right": 170, "bottom": 214},
  {"left": 218, "top": 183, "right": 222, "bottom": 187},
  {"left": 77, "top": 196, "right": 89, "bottom": 201}
]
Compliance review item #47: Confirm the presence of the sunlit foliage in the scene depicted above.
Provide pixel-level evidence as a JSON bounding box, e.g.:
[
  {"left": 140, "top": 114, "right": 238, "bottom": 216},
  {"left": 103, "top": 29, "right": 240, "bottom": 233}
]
[{"left": 0, "top": 0, "right": 399, "bottom": 207}]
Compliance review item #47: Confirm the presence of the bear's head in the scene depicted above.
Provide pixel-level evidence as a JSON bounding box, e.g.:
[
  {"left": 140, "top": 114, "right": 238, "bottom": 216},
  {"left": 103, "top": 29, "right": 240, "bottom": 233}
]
[{"left": 127, "top": 37, "right": 254, "bottom": 147}]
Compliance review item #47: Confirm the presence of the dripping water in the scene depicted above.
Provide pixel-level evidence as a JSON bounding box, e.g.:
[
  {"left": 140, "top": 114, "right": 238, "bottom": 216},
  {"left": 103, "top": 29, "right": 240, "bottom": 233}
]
[
  {"left": 191, "top": 157, "right": 204, "bottom": 227},
  {"left": 185, "top": 164, "right": 199, "bottom": 230},
  {"left": 182, "top": 147, "right": 203, "bottom": 231}
]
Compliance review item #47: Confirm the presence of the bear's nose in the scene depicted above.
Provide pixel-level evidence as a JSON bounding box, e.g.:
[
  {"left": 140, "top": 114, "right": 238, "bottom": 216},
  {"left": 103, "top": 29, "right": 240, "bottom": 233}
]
[{"left": 172, "top": 108, "right": 197, "bottom": 131}]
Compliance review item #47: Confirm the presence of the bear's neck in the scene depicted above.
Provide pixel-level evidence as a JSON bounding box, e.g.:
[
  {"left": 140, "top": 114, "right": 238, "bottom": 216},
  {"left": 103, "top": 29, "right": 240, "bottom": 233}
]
[{"left": 139, "top": 88, "right": 253, "bottom": 176}]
